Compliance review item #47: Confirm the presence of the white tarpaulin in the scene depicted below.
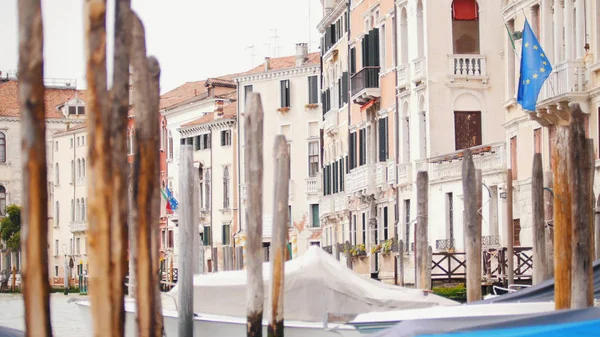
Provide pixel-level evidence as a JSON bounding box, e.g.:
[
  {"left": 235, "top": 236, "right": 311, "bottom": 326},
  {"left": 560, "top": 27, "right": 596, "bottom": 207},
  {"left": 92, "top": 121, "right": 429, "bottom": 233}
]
[{"left": 166, "top": 246, "right": 457, "bottom": 322}]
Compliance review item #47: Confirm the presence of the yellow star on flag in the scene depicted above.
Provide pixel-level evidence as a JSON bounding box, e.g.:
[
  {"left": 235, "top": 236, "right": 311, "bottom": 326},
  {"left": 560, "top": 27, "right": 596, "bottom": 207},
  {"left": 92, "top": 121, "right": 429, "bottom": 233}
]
[
  {"left": 525, "top": 42, "right": 529, "bottom": 47},
  {"left": 540, "top": 68, "right": 545, "bottom": 72},
  {"left": 525, "top": 79, "right": 530, "bottom": 84},
  {"left": 542, "top": 61, "right": 547, "bottom": 65},
  {"left": 533, "top": 45, "right": 539, "bottom": 50},
  {"left": 532, "top": 74, "right": 539, "bottom": 79},
  {"left": 540, "top": 53, "right": 545, "bottom": 58}
]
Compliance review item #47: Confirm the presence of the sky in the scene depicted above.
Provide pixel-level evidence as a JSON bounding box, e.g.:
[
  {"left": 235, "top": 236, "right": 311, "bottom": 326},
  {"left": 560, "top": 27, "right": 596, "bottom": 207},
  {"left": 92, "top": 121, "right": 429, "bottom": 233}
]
[{"left": 0, "top": 0, "right": 323, "bottom": 93}]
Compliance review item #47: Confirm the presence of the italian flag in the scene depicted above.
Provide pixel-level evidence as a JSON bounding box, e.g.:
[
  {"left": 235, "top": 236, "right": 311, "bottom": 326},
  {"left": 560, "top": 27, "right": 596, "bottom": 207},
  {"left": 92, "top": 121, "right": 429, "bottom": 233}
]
[{"left": 161, "top": 189, "right": 174, "bottom": 214}]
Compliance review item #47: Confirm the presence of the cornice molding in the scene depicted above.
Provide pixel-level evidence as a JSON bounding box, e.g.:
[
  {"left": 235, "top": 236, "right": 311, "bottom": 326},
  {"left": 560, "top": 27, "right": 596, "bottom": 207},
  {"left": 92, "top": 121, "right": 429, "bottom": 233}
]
[
  {"left": 178, "top": 119, "right": 236, "bottom": 137},
  {"left": 317, "top": 1, "right": 348, "bottom": 33},
  {"left": 235, "top": 65, "right": 320, "bottom": 84}
]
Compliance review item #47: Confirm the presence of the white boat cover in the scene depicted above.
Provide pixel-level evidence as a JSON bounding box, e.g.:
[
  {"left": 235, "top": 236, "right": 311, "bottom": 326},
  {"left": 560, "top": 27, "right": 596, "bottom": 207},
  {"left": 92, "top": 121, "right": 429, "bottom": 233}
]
[{"left": 166, "top": 246, "right": 457, "bottom": 322}]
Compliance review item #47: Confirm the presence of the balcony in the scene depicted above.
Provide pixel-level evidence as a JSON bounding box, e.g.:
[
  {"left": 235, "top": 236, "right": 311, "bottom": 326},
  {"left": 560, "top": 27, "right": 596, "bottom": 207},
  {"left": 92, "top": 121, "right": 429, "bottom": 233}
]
[
  {"left": 70, "top": 221, "right": 88, "bottom": 233},
  {"left": 448, "top": 54, "right": 487, "bottom": 84},
  {"left": 306, "top": 177, "right": 318, "bottom": 195},
  {"left": 428, "top": 142, "right": 506, "bottom": 183},
  {"left": 537, "top": 60, "right": 586, "bottom": 105},
  {"left": 351, "top": 66, "right": 381, "bottom": 105},
  {"left": 333, "top": 194, "right": 347, "bottom": 213},
  {"left": 397, "top": 64, "right": 409, "bottom": 90},
  {"left": 412, "top": 57, "right": 426, "bottom": 84},
  {"left": 397, "top": 163, "right": 412, "bottom": 186},
  {"left": 320, "top": 196, "right": 333, "bottom": 217},
  {"left": 387, "top": 161, "right": 396, "bottom": 185},
  {"left": 346, "top": 164, "right": 375, "bottom": 194},
  {"left": 323, "top": 109, "right": 339, "bottom": 135},
  {"left": 376, "top": 161, "right": 395, "bottom": 187}
]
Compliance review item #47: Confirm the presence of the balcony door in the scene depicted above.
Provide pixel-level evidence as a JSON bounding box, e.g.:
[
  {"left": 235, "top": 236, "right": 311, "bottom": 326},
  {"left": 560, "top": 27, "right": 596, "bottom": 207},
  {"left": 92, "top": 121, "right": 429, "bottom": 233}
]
[
  {"left": 454, "top": 111, "right": 482, "bottom": 150},
  {"left": 451, "top": 0, "right": 480, "bottom": 54}
]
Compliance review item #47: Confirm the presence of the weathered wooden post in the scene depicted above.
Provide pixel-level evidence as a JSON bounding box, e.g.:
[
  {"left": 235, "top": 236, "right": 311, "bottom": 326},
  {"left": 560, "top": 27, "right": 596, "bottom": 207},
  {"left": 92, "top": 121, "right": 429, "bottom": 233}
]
[
  {"left": 236, "top": 246, "right": 245, "bottom": 270},
  {"left": 569, "top": 106, "right": 594, "bottom": 309},
  {"left": 553, "top": 120, "right": 572, "bottom": 310},
  {"left": 268, "top": 136, "right": 290, "bottom": 337},
  {"left": 213, "top": 247, "right": 219, "bottom": 272},
  {"left": 426, "top": 246, "right": 432, "bottom": 290},
  {"left": 128, "top": 163, "right": 137, "bottom": 297},
  {"left": 345, "top": 241, "right": 352, "bottom": 269},
  {"left": 463, "top": 150, "right": 481, "bottom": 302},
  {"left": 398, "top": 239, "right": 404, "bottom": 286},
  {"left": 506, "top": 169, "right": 515, "bottom": 285},
  {"left": 245, "top": 92, "right": 265, "bottom": 337},
  {"left": 109, "top": 0, "right": 132, "bottom": 335},
  {"left": 596, "top": 195, "right": 600, "bottom": 261},
  {"left": 544, "top": 172, "right": 554, "bottom": 278},
  {"left": 532, "top": 154, "right": 547, "bottom": 284},
  {"left": 416, "top": 172, "right": 429, "bottom": 289},
  {"left": 131, "top": 12, "right": 163, "bottom": 336},
  {"left": 177, "top": 146, "right": 195, "bottom": 337},
  {"left": 475, "top": 169, "right": 483, "bottom": 287},
  {"left": 18, "top": 0, "right": 52, "bottom": 335}
]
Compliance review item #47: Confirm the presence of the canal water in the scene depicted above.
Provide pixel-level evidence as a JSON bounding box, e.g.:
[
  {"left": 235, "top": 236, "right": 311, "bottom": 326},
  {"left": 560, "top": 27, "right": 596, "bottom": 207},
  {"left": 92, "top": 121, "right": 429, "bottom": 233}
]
[{"left": 0, "top": 293, "right": 91, "bottom": 337}]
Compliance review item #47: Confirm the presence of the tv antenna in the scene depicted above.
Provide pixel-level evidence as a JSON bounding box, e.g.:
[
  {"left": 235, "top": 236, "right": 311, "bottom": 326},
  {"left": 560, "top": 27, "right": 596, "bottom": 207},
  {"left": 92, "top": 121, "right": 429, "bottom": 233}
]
[
  {"left": 245, "top": 45, "right": 256, "bottom": 68},
  {"left": 269, "top": 29, "right": 281, "bottom": 57}
]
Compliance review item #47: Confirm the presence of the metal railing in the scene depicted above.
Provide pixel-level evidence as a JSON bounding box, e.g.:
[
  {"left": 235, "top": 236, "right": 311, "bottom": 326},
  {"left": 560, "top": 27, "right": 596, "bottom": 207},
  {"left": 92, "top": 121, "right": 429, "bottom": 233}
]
[{"left": 350, "top": 66, "right": 380, "bottom": 96}]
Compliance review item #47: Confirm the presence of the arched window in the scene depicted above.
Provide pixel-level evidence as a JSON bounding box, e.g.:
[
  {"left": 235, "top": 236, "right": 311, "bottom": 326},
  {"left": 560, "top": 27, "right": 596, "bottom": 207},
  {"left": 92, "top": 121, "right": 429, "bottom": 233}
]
[
  {"left": 55, "top": 163, "right": 59, "bottom": 185},
  {"left": 223, "top": 166, "right": 230, "bottom": 209},
  {"left": 76, "top": 199, "right": 80, "bottom": 221},
  {"left": 399, "top": 7, "right": 408, "bottom": 64},
  {"left": 55, "top": 201, "right": 60, "bottom": 227},
  {"left": 168, "top": 130, "right": 173, "bottom": 159},
  {"left": 81, "top": 199, "right": 86, "bottom": 221},
  {"left": 71, "top": 199, "right": 74, "bottom": 222},
  {"left": 205, "top": 169, "right": 211, "bottom": 209},
  {"left": 0, "top": 186, "right": 6, "bottom": 216},
  {"left": 451, "top": 0, "right": 480, "bottom": 54},
  {"left": 77, "top": 159, "right": 81, "bottom": 178},
  {"left": 82, "top": 159, "right": 86, "bottom": 177},
  {"left": 416, "top": 0, "right": 424, "bottom": 58},
  {"left": 198, "top": 165, "right": 204, "bottom": 210},
  {"left": 0, "top": 132, "right": 6, "bottom": 163},
  {"left": 71, "top": 160, "right": 74, "bottom": 183}
]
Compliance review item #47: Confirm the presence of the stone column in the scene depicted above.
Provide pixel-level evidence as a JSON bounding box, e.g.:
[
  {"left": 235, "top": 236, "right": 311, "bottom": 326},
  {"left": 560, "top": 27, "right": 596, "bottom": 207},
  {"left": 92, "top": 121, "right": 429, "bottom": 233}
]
[
  {"left": 541, "top": 0, "right": 555, "bottom": 64},
  {"left": 553, "top": 0, "right": 563, "bottom": 63},
  {"left": 575, "top": 0, "right": 585, "bottom": 59},
  {"left": 506, "top": 20, "right": 516, "bottom": 99},
  {"left": 368, "top": 196, "right": 378, "bottom": 276},
  {"left": 564, "top": 0, "right": 574, "bottom": 60}
]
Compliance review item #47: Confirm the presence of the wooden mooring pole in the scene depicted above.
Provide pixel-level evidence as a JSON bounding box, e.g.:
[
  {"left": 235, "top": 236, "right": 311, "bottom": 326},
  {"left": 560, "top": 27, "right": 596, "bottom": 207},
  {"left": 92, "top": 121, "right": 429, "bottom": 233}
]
[
  {"left": 532, "top": 154, "right": 547, "bottom": 284},
  {"left": 18, "top": 1, "right": 52, "bottom": 335},
  {"left": 544, "top": 172, "right": 554, "bottom": 278},
  {"left": 268, "top": 136, "right": 290, "bottom": 337},
  {"left": 177, "top": 146, "right": 195, "bottom": 337},
  {"left": 131, "top": 12, "right": 163, "bottom": 337},
  {"left": 415, "top": 172, "right": 429, "bottom": 289},
  {"left": 553, "top": 122, "right": 571, "bottom": 310},
  {"left": 506, "top": 169, "right": 515, "bottom": 286},
  {"left": 596, "top": 195, "right": 600, "bottom": 261},
  {"left": 569, "top": 106, "right": 594, "bottom": 309},
  {"left": 398, "top": 239, "right": 404, "bottom": 287},
  {"left": 245, "top": 92, "right": 265, "bottom": 337},
  {"left": 463, "top": 150, "right": 481, "bottom": 302},
  {"left": 109, "top": 0, "right": 132, "bottom": 335}
]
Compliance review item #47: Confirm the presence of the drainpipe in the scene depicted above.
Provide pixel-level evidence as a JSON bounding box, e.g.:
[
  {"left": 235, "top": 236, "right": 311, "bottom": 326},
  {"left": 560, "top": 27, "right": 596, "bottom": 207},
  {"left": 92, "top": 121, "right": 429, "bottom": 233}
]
[
  {"left": 235, "top": 79, "right": 242, "bottom": 243},
  {"left": 392, "top": 3, "right": 400, "bottom": 241},
  {"left": 346, "top": 0, "right": 352, "bottom": 250}
]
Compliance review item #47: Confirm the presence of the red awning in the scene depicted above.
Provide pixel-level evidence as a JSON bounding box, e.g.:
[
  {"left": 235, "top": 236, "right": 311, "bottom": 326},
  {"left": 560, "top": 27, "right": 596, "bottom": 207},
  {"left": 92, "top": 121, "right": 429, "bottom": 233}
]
[
  {"left": 452, "top": 0, "right": 478, "bottom": 21},
  {"left": 360, "top": 98, "right": 378, "bottom": 111}
]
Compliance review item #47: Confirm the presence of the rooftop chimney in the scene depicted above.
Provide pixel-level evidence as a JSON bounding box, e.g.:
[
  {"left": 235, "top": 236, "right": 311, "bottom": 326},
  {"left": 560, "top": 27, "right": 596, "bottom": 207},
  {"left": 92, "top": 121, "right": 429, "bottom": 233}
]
[
  {"left": 264, "top": 57, "right": 271, "bottom": 71},
  {"left": 295, "top": 43, "right": 309, "bottom": 67}
]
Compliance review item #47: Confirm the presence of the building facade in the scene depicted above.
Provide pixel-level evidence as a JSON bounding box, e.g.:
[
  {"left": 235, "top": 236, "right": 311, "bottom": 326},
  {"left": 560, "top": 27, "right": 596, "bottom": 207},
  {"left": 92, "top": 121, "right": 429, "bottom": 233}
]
[
  {"left": 236, "top": 45, "right": 322, "bottom": 258},
  {"left": 502, "top": 0, "right": 600, "bottom": 247},
  {"left": 318, "top": 0, "right": 507, "bottom": 284}
]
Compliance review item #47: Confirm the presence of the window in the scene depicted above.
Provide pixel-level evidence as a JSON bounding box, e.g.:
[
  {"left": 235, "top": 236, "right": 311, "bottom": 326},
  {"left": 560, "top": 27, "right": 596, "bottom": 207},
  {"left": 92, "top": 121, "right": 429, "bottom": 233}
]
[
  {"left": 359, "top": 128, "right": 367, "bottom": 166},
  {"left": 77, "top": 137, "right": 80, "bottom": 147},
  {"left": 76, "top": 199, "right": 80, "bottom": 221},
  {"left": 194, "top": 136, "right": 201, "bottom": 151},
  {"left": 55, "top": 141, "right": 58, "bottom": 152},
  {"left": 0, "top": 132, "right": 5, "bottom": 163},
  {"left": 70, "top": 238, "right": 73, "bottom": 255},
  {"left": 378, "top": 117, "right": 389, "bottom": 162},
  {"left": 349, "top": 132, "right": 357, "bottom": 170},
  {"left": 203, "top": 226, "right": 212, "bottom": 246},
  {"left": 534, "top": 128, "right": 542, "bottom": 154},
  {"left": 404, "top": 200, "right": 410, "bottom": 252},
  {"left": 447, "top": 193, "right": 454, "bottom": 245},
  {"left": 510, "top": 136, "right": 518, "bottom": 180},
  {"left": 82, "top": 159, "right": 86, "bottom": 177},
  {"left": 55, "top": 201, "right": 59, "bottom": 227},
  {"left": 311, "top": 204, "right": 319, "bottom": 227},
  {"left": 161, "top": 123, "right": 167, "bottom": 151},
  {"left": 168, "top": 230, "right": 174, "bottom": 248},
  {"left": 70, "top": 138, "right": 73, "bottom": 148},
  {"left": 222, "top": 223, "right": 230, "bottom": 245},
  {"left": 76, "top": 238, "right": 81, "bottom": 255},
  {"left": 82, "top": 199, "right": 86, "bottom": 221},
  {"left": 454, "top": 111, "right": 482, "bottom": 150},
  {"left": 198, "top": 165, "right": 204, "bottom": 210},
  {"left": 71, "top": 199, "right": 74, "bottom": 222},
  {"left": 361, "top": 27, "right": 380, "bottom": 67},
  {"left": 68, "top": 105, "right": 85, "bottom": 115},
  {"left": 221, "top": 130, "right": 231, "bottom": 146},
  {"left": 77, "top": 159, "right": 81, "bottom": 178},
  {"left": 55, "top": 163, "right": 59, "bottom": 185},
  {"left": 280, "top": 79, "right": 290, "bottom": 108},
  {"left": 451, "top": 0, "right": 480, "bottom": 54},
  {"left": 223, "top": 166, "right": 230, "bottom": 209},
  {"left": 352, "top": 214, "right": 357, "bottom": 245},
  {"left": 383, "top": 206, "right": 388, "bottom": 241},
  {"left": 308, "top": 141, "right": 319, "bottom": 177},
  {"left": 55, "top": 240, "right": 59, "bottom": 256},
  {"left": 308, "top": 76, "right": 319, "bottom": 104},
  {"left": 244, "top": 85, "right": 253, "bottom": 106},
  {"left": 339, "top": 158, "right": 345, "bottom": 192},
  {"left": 168, "top": 131, "right": 174, "bottom": 159},
  {"left": 205, "top": 169, "right": 211, "bottom": 209},
  {"left": 71, "top": 160, "right": 74, "bottom": 183},
  {"left": 361, "top": 213, "right": 366, "bottom": 244},
  {"left": 379, "top": 24, "right": 386, "bottom": 71},
  {"left": 289, "top": 206, "right": 293, "bottom": 227},
  {"left": 55, "top": 266, "right": 58, "bottom": 277}
]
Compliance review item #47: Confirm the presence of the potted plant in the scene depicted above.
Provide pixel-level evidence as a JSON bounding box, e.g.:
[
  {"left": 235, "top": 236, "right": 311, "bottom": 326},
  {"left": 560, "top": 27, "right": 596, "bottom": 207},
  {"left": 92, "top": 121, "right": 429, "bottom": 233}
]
[
  {"left": 371, "top": 243, "right": 382, "bottom": 254},
  {"left": 305, "top": 103, "right": 319, "bottom": 110},
  {"left": 381, "top": 239, "right": 393, "bottom": 254},
  {"left": 276, "top": 106, "right": 291, "bottom": 113}
]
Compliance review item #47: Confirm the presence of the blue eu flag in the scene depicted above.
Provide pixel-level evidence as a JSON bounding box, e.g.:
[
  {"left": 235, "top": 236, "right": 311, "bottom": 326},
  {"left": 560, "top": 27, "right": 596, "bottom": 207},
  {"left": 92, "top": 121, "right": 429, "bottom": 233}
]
[
  {"left": 517, "top": 19, "right": 553, "bottom": 112},
  {"left": 165, "top": 186, "right": 179, "bottom": 211}
]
